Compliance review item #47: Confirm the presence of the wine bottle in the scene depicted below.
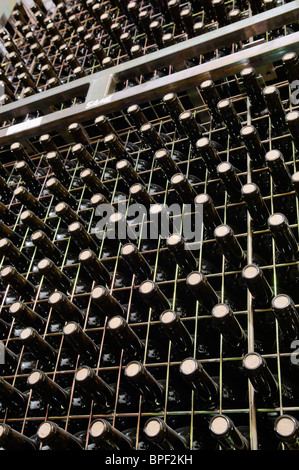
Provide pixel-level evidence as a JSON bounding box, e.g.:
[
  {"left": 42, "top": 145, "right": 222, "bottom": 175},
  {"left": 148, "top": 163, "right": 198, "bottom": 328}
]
[
  {"left": 271, "top": 294, "right": 299, "bottom": 342},
  {"left": 0, "top": 265, "right": 36, "bottom": 299},
  {"left": 108, "top": 211, "right": 134, "bottom": 244},
  {"left": 94, "top": 115, "right": 118, "bottom": 139},
  {"left": 9, "top": 300, "right": 45, "bottom": 329},
  {"left": 274, "top": 415, "right": 299, "bottom": 450},
  {"left": 68, "top": 12, "right": 82, "bottom": 32},
  {"left": 214, "top": 224, "right": 246, "bottom": 269},
  {"left": 0, "top": 423, "right": 38, "bottom": 450},
  {"left": 212, "top": 0, "right": 230, "bottom": 27},
  {"left": 241, "top": 183, "right": 270, "bottom": 229},
  {"left": 154, "top": 149, "right": 181, "bottom": 180},
  {"left": 138, "top": 280, "right": 171, "bottom": 317},
  {"left": 178, "top": 110, "right": 203, "bottom": 149},
  {"left": 265, "top": 150, "right": 292, "bottom": 193},
  {"left": 143, "top": 418, "right": 187, "bottom": 450},
  {"left": 129, "top": 183, "right": 156, "bottom": 210},
  {"left": 79, "top": 249, "right": 112, "bottom": 285},
  {"left": 37, "top": 421, "right": 83, "bottom": 450},
  {"left": 55, "top": 202, "right": 86, "bottom": 227},
  {"left": 110, "top": 22, "right": 125, "bottom": 49},
  {"left": 46, "top": 22, "right": 63, "bottom": 41},
  {"left": 72, "top": 143, "right": 101, "bottom": 175},
  {"left": 217, "top": 99, "right": 243, "bottom": 145},
  {"left": 242, "top": 352, "right": 279, "bottom": 406},
  {"left": 37, "top": 258, "right": 73, "bottom": 292},
  {"left": 240, "top": 125, "right": 267, "bottom": 170},
  {"left": 11, "top": 142, "right": 35, "bottom": 171},
  {"left": 216, "top": 162, "right": 243, "bottom": 202},
  {"left": 162, "top": 93, "right": 185, "bottom": 136},
  {"left": 138, "top": 9, "right": 152, "bottom": 39},
  {"left": 268, "top": 213, "right": 299, "bottom": 261},
  {"left": 33, "top": 0, "right": 47, "bottom": 15},
  {"left": 283, "top": 52, "right": 299, "bottom": 84},
  {"left": 241, "top": 264, "right": 273, "bottom": 307},
  {"left": 45, "top": 152, "right": 71, "bottom": 186},
  {"left": 91, "top": 285, "right": 125, "bottom": 319},
  {"left": 68, "top": 221, "right": 99, "bottom": 252},
  {"left": 120, "top": 243, "right": 153, "bottom": 282},
  {"left": 0, "top": 377, "right": 28, "bottom": 413},
  {"left": 13, "top": 186, "right": 46, "bottom": 218},
  {"left": 27, "top": 369, "right": 70, "bottom": 412},
  {"left": 127, "top": 1, "right": 140, "bottom": 28},
  {"left": 191, "top": 16, "right": 208, "bottom": 35},
  {"left": 139, "top": 122, "right": 167, "bottom": 154},
  {"left": 103, "top": 133, "right": 134, "bottom": 167},
  {"left": 194, "top": 193, "right": 222, "bottom": 238},
  {"left": 19, "top": 327, "right": 57, "bottom": 365},
  {"left": 240, "top": 67, "right": 266, "bottom": 116},
  {"left": 63, "top": 322, "right": 99, "bottom": 361},
  {"left": 291, "top": 170, "right": 299, "bottom": 200},
  {"left": 116, "top": 159, "right": 145, "bottom": 188},
  {"left": 0, "top": 176, "right": 14, "bottom": 203},
  {"left": 89, "top": 38, "right": 107, "bottom": 62},
  {"left": 90, "top": 193, "right": 111, "bottom": 211},
  {"left": 180, "top": 6, "right": 195, "bottom": 38},
  {"left": 107, "top": 316, "right": 144, "bottom": 360},
  {"left": 286, "top": 111, "right": 299, "bottom": 151},
  {"left": 179, "top": 357, "right": 219, "bottom": 408},
  {"left": 262, "top": 85, "right": 288, "bottom": 136},
  {"left": 211, "top": 303, "right": 247, "bottom": 351},
  {"left": 48, "top": 291, "right": 85, "bottom": 323},
  {"left": 159, "top": 309, "right": 193, "bottom": 355},
  {"left": 209, "top": 414, "right": 249, "bottom": 450},
  {"left": 45, "top": 177, "right": 78, "bottom": 209},
  {"left": 18, "top": 72, "right": 37, "bottom": 92},
  {"left": 0, "top": 202, "right": 17, "bottom": 226},
  {"left": 186, "top": 271, "right": 220, "bottom": 313},
  {"left": 20, "top": 210, "right": 54, "bottom": 237},
  {"left": 120, "top": 32, "right": 136, "bottom": 58},
  {"left": 166, "top": 234, "right": 198, "bottom": 274},
  {"left": 124, "top": 361, "right": 165, "bottom": 410},
  {"left": 0, "top": 222, "right": 22, "bottom": 244},
  {"left": 196, "top": 138, "right": 222, "bottom": 178},
  {"left": 0, "top": 238, "right": 30, "bottom": 271},
  {"left": 150, "top": 19, "right": 164, "bottom": 49},
  {"left": 89, "top": 419, "right": 133, "bottom": 450},
  {"left": 41, "top": 63, "right": 60, "bottom": 83},
  {"left": 74, "top": 365, "right": 115, "bottom": 411},
  {"left": 14, "top": 161, "right": 41, "bottom": 194},
  {"left": 170, "top": 173, "right": 197, "bottom": 205},
  {"left": 31, "top": 230, "right": 63, "bottom": 264},
  {"left": 168, "top": 0, "right": 183, "bottom": 32},
  {"left": 39, "top": 134, "right": 61, "bottom": 155},
  {"left": 0, "top": 93, "right": 13, "bottom": 106}
]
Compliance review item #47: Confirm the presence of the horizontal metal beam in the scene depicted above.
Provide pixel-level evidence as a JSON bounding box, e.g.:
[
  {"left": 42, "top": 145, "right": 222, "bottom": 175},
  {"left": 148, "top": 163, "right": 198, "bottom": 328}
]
[
  {"left": 0, "top": 2, "right": 299, "bottom": 145},
  {"left": 1, "top": 1, "right": 299, "bottom": 118},
  {"left": 0, "top": 0, "right": 17, "bottom": 26},
  {"left": 1, "top": 31, "right": 298, "bottom": 146}
]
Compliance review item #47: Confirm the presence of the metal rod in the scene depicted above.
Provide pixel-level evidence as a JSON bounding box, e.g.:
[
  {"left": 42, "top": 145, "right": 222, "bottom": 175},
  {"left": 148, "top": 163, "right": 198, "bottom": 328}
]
[{"left": 1, "top": 29, "right": 299, "bottom": 144}]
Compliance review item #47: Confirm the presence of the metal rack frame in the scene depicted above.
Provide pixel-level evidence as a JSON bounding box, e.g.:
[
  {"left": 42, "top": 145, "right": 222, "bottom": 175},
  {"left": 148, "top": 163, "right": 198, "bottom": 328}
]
[
  {"left": 0, "top": 1, "right": 299, "bottom": 143},
  {"left": 0, "top": 0, "right": 18, "bottom": 27}
]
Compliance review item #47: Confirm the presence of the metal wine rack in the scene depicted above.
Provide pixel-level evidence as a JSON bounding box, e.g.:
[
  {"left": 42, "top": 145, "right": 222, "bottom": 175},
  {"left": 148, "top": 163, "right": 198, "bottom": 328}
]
[{"left": 0, "top": 0, "right": 299, "bottom": 451}]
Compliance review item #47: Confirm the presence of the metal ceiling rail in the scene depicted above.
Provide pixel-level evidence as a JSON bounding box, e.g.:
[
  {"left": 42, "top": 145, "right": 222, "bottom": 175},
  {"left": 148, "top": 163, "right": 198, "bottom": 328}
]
[
  {"left": 0, "top": 1, "right": 299, "bottom": 144},
  {"left": 0, "top": 0, "right": 17, "bottom": 26}
]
